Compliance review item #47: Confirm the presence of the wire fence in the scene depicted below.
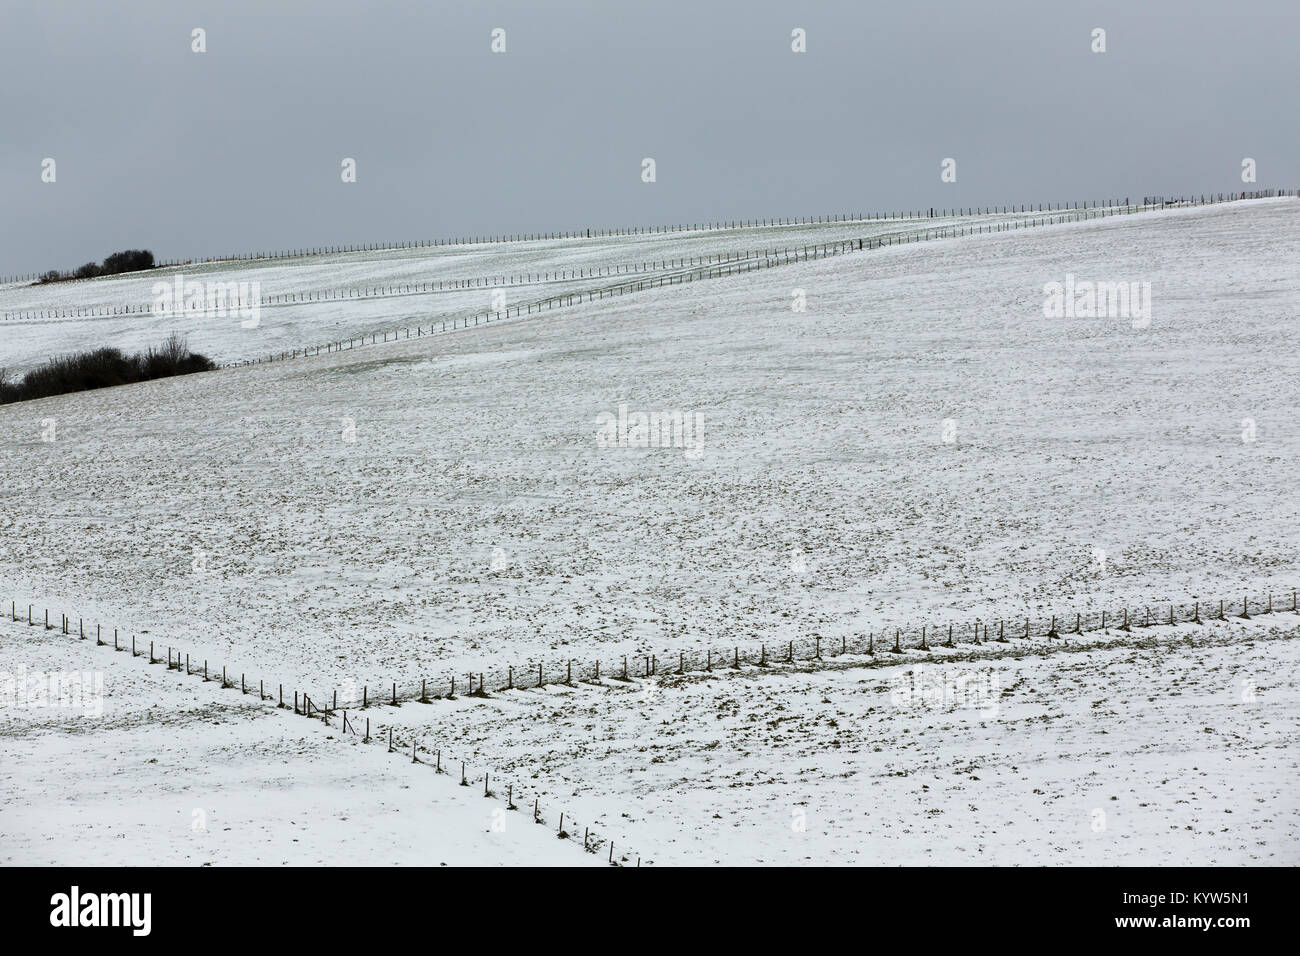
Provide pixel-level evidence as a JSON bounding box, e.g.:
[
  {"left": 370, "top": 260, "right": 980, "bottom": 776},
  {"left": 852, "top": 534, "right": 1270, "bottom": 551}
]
[
  {"left": 0, "top": 205, "right": 1129, "bottom": 323},
  {"left": 0, "top": 207, "right": 1014, "bottom": 287},
  {"left": 214, "top": 189, "right": 1298, "bottom": 370},
  {"left": 342, "top": 588, "right": 1299, "bottom": 710},
  {"left": 3, "top": 599, "right": 639, "bottom": 867},
  {"left": 8, "top": 584, "right": 1295, "bottom": 863},
  {"left": 2, "top": 246, "right": 863, "bottom": 323},
  {"left": 1, "top": 193, "right": 1223, "bottom": 286},
  {"left": 4, "top": 188, "right": 1291, "bottom": 301}
]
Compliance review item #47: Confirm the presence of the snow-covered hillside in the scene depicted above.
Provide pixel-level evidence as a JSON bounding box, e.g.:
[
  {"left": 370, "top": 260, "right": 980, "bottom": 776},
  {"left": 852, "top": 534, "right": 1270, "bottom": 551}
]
[
  {"left": 0, "top": 205, "right": 1152, "bottom": 376},
  {"left": 2, "top": 197, "right": 1297, "bottom": 865},
  {"left": 2, "top": 198, "right": 1296, "bottom": 686},
  {"left": 0, "top": 618, "right": 610, "bottom": 866}
]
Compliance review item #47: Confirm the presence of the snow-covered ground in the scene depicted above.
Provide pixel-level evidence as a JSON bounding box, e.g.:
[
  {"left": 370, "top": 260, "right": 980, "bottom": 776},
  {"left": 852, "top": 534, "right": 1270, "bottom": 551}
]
[
  {"left": 357, "top": 616, "right": 1300, "bottom": 865},
  {"left": 0, "top": 206, "right": 1145, "bottom": 376},
  {"left": 0, "top": 619, "right": 610, "bottom": 866},
  {"left": 4, "top": 606, "right": 1293, "bottom": 866},
  {"left": 1, "top": 199, "right": 1296, "bottom": 692},
  {"left": 2, "top": 197, "right": 1297, "bottom": 865}
]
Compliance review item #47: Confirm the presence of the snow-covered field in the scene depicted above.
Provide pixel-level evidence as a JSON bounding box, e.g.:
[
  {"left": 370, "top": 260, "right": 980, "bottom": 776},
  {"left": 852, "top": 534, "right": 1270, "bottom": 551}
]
[
  {"left": 2, "top": 197, "right": 1297, "bottom": 865},
  {"left": 356, "top": 615, "right": 1300, "bottom": 865},
  {"left": 0, "top": 206, "right": 1138, "bottom": 375},
  {"left": 0, "top": 619, "right": 608, "bottom": 866}
]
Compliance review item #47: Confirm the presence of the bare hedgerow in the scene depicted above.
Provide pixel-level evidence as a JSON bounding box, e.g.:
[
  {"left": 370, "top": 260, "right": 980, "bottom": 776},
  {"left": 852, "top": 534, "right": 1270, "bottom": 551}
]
[
  {"left": 0, "top": 334, "right": 214, "bottom": 405},
  {"left": 36, "top": 248, "right": 155, "bottom": 284}
]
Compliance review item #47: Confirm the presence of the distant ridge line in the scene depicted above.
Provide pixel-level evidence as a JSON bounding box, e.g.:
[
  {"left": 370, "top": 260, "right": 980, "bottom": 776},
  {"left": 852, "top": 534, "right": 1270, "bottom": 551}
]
[{"left": 3, "top": 188, "right": 1291, "bottom": 287}]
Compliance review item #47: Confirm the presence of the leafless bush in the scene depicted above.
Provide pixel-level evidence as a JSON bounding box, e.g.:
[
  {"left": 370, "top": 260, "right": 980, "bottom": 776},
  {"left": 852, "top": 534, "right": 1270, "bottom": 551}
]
[{"left": 0, "top": 335, "right": 215, "bottom": 405}]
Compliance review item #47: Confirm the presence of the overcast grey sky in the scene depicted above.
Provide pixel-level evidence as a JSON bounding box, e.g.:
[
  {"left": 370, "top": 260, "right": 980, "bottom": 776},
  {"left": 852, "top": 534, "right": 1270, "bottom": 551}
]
[{"left": 1, "top": 0, "right": 1296, "bottom": 276}]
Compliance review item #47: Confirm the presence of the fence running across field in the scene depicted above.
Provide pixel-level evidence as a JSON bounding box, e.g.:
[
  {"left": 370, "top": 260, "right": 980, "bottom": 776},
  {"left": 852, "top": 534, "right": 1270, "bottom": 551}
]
[
  {"left": 16, "top": 586, "right": 1286, "bottom": 713},
  {"left": 5, "top": 191, "right": 1292, "bottom": 325},
  {"left": 2, "top": 247, "right": 870, "bottom": 323},
  {"left": 212, "top": 190, "right": 1296, "bottom": 371},
  {"left": 4, "top": 600, "right": 638, "bottom": 867},
  {"left": 8, "top": 585, "right": 1295, "bottom": 865},
  {"left": 2, "top": 203, "right": 1129, "bottom": 322},
  {"left": 346, "top": 589, "right": 1299, "bottom": 710},
  {"left": 0, "top": 193, "right": 1223, "bottom": 286}
]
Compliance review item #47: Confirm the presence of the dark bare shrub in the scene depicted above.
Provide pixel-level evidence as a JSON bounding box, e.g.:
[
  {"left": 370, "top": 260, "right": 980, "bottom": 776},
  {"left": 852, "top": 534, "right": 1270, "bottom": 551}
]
[
  {"left": 0, "top": 334, "right": 215, "bottom": 405},
  {"left": 35, "top": 249, "right": 156, "bottom": 284},
  {"left": 101, "top": 249, "right": 154, "bottom": 275}
]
